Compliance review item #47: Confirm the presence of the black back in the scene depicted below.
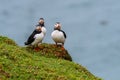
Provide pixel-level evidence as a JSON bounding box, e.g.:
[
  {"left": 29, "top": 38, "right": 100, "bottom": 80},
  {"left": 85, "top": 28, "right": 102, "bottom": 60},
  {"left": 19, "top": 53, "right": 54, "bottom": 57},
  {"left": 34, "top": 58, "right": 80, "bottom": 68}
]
[
  {"left": 26, "top": 30, "right": 41, "bottom": 45},
  {"left": 60, "top": 30, "right": 67, "bottom": 38},
  {"left": 36, "top": 23, "right": 45, "bottom": 27}
]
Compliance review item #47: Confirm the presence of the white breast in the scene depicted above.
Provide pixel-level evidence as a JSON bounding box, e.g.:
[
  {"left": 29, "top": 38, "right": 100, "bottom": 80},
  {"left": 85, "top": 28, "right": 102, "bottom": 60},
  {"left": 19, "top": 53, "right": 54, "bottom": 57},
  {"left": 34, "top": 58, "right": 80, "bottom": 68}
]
[
  {"left": 51, "top": 30, "right": 65, "bottom": 43},
  {"left": 31, "top": 32, "right": 44, "bottom": 46},
  {"left": 41, "top": 27, "right": 47, "bottom": 35}
]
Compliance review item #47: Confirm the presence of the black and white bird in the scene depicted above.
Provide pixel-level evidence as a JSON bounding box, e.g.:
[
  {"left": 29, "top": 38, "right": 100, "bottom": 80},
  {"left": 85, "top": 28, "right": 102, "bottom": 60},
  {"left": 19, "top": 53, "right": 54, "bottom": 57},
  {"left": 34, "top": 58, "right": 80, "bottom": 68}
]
[
  {"left": 36, "top": 18, "right": 47, "bottom": 35},
  {"left": 51, "top": 22, "right": 67, "bottom": 46},
  {"left": 25, "top": 26, "right": 44, "bottom": 46},
  {"left": 25, "top": 18, "right": 46, "bottom": 46}
]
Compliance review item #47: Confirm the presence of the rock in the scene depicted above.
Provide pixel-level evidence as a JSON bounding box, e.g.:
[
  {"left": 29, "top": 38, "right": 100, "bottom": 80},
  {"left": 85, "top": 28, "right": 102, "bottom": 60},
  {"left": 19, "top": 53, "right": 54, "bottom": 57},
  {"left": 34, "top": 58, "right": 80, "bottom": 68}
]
[{"left": 26, "top": 43, "right": 72, "bottom": 61}]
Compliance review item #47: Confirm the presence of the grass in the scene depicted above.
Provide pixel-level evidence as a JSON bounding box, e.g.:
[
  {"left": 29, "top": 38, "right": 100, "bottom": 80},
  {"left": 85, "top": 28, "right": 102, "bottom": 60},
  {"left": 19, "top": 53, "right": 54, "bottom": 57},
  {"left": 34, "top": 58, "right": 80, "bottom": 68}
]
[{"left": 0, "top": 36, "right": 102, "bottom": 80}]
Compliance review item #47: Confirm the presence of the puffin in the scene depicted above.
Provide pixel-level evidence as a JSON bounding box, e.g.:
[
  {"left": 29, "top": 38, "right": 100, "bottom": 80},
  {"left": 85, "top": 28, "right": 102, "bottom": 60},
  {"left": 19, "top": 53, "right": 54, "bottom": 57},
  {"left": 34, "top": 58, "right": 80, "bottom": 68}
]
[
  {"left": 36, "top": 18, "right": 47, "bottom": 35},
  {"left": 25, "top": 18, "right": 46, "bottom": 45},
  {"left": 25, "top": 26, "right": 44, "bottom": 46},
  {"left": 51, "top": 22, "right": 67, "bottom": 46}
]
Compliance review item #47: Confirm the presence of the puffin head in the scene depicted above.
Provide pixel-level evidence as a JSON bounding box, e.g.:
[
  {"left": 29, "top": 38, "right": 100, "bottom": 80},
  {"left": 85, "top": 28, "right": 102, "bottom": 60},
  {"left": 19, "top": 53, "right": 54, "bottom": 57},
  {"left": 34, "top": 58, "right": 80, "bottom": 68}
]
[
  {"left": 38, "top": 18, "right": 44, "bottom": 25},
  {"left": 54, "top": 22, "right": 61, "bottom": 30},
  {"left": 36, "top": 26, "right": 42, "bottom": 32}
]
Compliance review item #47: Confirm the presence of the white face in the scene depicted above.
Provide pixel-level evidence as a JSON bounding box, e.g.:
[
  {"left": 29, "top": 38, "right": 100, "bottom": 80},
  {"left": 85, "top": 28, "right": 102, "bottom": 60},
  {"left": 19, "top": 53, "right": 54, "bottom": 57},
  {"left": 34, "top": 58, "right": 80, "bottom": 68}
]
[
  {"left": 36, "top": 26, "right": 41, "bottom": 31},
  {"left": 38, "top": 19, "right": 44, "bottom": 24},
  {"left": 54, "top": 23, "right": 61, "bottom": 30}
]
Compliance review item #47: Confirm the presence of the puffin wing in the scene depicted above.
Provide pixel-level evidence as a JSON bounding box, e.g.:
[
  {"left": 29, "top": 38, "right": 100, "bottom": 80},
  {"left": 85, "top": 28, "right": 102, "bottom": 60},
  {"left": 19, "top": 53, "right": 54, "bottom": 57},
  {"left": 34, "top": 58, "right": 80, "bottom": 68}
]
[
  {"left": 60, "top": 30, "right": 67, "bottom": 38},
  {"left": 26, "top": 30, "right": 37, "bottom": 45},
  {"left": 26, "top": 29, "right": 42, "bottom": 45}
]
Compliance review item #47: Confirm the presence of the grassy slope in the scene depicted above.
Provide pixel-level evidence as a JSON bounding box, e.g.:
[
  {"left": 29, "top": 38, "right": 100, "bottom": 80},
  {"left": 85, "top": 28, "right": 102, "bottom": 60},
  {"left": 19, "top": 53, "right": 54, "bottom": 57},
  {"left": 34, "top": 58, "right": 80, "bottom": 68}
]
[{"left": 0, "top": 36, "right": 102, "bottom": 80}]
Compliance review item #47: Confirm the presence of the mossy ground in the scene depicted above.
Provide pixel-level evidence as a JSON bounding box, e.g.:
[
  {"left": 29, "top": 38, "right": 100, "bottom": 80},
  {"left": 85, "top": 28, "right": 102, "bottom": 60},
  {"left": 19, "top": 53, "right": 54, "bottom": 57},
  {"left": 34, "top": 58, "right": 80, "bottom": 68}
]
[
  {"left": 25, "top": 43, "right": 72, "bottom": 61},
  {"left": 0, "top": 36, "right": 102, "bottom": 80}
]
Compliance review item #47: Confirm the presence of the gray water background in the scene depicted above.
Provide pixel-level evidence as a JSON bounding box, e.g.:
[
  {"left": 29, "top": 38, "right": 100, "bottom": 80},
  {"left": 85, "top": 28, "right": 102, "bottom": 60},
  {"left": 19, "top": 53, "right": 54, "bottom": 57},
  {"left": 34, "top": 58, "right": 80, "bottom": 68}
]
[{"left": 0, "top": 0, "right": 120, "bottom": 80}]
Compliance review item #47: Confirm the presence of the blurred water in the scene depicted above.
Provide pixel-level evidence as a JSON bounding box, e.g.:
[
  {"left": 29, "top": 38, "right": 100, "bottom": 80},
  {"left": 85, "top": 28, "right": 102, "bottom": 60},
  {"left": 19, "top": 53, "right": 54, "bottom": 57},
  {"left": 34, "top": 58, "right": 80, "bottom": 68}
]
[{"left": 0, "top": 0, "right": 120, "bottom": 80}]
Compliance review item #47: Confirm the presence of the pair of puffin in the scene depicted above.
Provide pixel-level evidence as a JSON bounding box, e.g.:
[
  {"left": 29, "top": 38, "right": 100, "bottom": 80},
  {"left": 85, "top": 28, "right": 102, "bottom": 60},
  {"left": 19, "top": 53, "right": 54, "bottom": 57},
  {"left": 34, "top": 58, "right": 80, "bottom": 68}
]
[
  {"left": 24, "top": 18, "right": 46, "bottom": 46},
  {"left": 25, "top": 18, "right": 66, "bottom": 47}
]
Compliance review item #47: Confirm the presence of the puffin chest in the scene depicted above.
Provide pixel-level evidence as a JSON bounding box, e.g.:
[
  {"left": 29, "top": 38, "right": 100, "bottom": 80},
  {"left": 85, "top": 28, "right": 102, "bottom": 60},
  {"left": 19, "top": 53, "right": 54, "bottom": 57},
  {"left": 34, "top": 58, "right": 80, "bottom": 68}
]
[
  {"left": 51, "top": 30, "right": 65, "bottom": 43},
  {"left": 52, "top": 30, "right": 64, "bottom": 38}
]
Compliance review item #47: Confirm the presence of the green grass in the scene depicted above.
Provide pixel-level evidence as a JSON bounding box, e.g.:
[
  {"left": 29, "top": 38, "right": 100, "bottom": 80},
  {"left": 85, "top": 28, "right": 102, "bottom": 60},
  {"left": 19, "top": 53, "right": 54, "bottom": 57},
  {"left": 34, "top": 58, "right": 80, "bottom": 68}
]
[{"left": 0, "top": 36, "right": 102, "bottom": 80}]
